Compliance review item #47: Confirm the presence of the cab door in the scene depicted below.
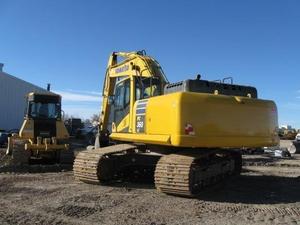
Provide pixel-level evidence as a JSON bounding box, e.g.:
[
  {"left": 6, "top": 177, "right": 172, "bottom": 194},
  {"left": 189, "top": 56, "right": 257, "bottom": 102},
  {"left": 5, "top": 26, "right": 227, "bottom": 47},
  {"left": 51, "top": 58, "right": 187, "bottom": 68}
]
[{"left": 112, "top": 78, "right": 130, "bottom": 132}]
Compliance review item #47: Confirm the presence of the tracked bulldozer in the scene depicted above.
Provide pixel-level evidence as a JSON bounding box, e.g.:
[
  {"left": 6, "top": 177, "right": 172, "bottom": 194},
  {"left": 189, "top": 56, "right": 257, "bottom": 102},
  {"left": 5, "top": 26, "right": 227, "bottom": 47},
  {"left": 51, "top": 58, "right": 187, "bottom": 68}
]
[
  {"left": 74, "top": 51, "right": 279, "bottom": 197},
  {"left": 6, "top": 92, "right": 73, "bottom": 165}
]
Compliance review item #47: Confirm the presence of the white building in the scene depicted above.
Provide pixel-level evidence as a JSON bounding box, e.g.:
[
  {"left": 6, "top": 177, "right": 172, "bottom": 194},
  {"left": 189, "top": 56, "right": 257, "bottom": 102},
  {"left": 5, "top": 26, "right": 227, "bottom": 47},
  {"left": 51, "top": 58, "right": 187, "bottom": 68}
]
[{"left": 0, "top": 63, "right": 49, "bottom": 130}]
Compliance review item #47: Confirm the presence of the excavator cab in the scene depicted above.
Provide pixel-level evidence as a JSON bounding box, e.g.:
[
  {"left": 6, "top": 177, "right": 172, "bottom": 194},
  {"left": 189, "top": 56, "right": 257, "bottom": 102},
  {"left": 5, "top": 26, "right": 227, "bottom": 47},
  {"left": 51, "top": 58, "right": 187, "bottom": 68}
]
[{"left": 110, "top": 76, "right": 163, "bottom": 133}]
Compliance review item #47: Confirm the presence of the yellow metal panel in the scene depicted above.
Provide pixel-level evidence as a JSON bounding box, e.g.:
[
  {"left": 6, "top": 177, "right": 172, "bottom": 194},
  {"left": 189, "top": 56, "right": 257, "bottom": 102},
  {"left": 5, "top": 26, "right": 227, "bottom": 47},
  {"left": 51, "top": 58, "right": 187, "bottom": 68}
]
[
  {"left": 110, "top": 133, "right": 171, "bottom": 145},
  {"left": 56, "top": 121, "right": 69, "bottom": 139},
  {"left": 111, "top": 92, "right": 278, "bottom": 148},
  {"left": 142, "top": 94, "right": 179, "bottom": 136},
  {"left": 116, "top": 114, "right": 130, "bottom": 132},
  {"left": 19, "top": 119, "right": 34, "bottom": 139},
  {"left": 171, "top": 135, "right": 277, "bottom": 148},
  {"left": 175, "top": 92, "right": 278, "bottom": 147}
]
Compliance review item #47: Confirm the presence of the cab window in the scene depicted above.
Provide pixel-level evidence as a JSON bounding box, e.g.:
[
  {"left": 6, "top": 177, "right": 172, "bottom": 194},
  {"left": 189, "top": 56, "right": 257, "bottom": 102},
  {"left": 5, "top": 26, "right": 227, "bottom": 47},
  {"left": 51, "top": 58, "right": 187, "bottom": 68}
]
[
  {"left": 114, "top": 79, "right": 130, "bottom": 108},
  {"left": 28, "top": 102, "right": 61, "bottom": 119},
  {"left": 135, "top": 77, "right": 161, "bottom": 100}
]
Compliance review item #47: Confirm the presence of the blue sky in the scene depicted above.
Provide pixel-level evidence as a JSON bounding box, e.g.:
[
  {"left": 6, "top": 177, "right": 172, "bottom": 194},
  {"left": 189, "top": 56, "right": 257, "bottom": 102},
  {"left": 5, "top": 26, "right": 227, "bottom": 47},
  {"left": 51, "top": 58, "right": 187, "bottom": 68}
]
[{"left": 0, "top": 0, "right": 299, "bottom": 127}]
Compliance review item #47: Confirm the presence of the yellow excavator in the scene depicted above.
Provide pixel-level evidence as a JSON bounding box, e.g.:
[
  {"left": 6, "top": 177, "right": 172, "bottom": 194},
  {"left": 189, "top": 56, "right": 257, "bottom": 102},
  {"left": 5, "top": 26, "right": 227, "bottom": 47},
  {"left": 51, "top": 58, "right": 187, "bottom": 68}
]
[
  {"left": 74, "top": 50, "right": 279, "bottom": 197},
  {"left": 6, "top": 92, "right": 73, "bottom": 165}
]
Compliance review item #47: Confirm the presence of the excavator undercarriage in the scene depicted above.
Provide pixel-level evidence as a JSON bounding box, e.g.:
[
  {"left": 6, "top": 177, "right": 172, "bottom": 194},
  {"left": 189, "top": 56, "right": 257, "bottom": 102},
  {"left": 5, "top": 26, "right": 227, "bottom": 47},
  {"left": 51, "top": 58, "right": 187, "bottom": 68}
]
[{"left": 74, "top": 144, "right": 242, "bottom": 197}]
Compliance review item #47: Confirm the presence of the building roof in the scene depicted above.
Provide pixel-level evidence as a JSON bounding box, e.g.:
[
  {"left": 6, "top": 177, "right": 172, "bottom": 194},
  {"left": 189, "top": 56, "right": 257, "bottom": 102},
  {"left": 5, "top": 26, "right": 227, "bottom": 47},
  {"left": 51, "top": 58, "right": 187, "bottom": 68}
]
[{"left": 0, "top": 70, "right": 48, "bottom": 92}]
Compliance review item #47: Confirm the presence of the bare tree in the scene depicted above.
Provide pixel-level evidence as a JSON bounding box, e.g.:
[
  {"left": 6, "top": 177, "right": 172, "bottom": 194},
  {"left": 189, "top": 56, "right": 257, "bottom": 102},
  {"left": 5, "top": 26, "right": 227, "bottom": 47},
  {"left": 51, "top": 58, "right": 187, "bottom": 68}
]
[
  {"left": 90, "top": 114, "right": 100, "bottom": 123},
  {"left": 63, "top": 113, "right": 71, "bottom": 122},
  {"left": 84, "top": 119, "right": 91, "bottom": 124}
]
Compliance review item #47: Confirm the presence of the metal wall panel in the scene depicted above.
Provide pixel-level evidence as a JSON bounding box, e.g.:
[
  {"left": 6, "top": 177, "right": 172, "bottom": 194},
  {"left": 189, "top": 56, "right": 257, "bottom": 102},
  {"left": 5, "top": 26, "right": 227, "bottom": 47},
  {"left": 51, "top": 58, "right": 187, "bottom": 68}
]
[{"left": 0, "top": 71, "right": 49, "bottom": 130}]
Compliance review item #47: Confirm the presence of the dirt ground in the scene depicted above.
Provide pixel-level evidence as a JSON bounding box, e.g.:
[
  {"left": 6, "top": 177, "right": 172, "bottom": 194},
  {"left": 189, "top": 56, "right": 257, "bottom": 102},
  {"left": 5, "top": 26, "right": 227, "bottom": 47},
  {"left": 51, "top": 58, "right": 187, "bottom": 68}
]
[{"left": 1, "top": 143, "right": 300, "bottom": 225}]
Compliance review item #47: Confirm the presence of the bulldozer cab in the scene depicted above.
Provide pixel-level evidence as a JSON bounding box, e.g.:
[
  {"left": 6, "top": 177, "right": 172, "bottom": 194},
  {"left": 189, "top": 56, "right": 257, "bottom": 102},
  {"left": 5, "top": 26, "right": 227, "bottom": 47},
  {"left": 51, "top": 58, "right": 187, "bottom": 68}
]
[
  {"left": 26, "top": 93, "right": 61, "bottom": 121},
  {"left": 19, "top": 92, "right": 69, "bottom": 141}
]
